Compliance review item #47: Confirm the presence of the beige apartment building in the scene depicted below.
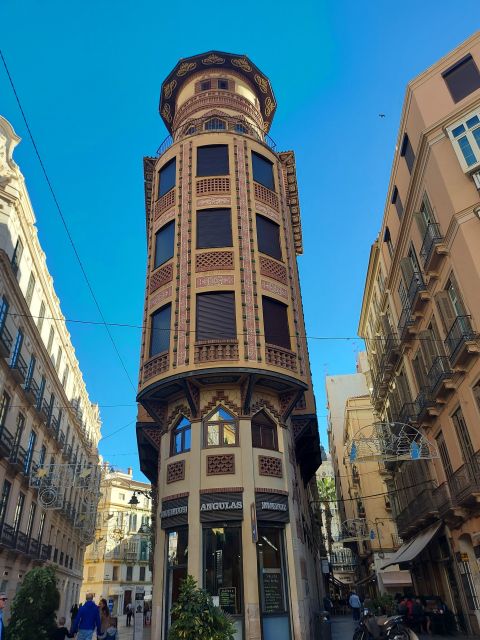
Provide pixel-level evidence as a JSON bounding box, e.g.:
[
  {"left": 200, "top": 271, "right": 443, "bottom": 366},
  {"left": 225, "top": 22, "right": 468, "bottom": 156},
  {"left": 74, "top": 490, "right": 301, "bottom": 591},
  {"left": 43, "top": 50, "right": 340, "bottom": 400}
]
[
  {"left": 135, "top": 51, "right": 324, "bottom": 640},
  {"left": 0, "top": 116, "right": 101, "bottom": 618},
  {"left": 326, "top": 356, "right": 407, "bottom": 597},
  {"left": 358, "top": 32, "right": 480, "bottom": 634},
  {"left": 81, "top": 467, "right": 152, "bottom": 616}
]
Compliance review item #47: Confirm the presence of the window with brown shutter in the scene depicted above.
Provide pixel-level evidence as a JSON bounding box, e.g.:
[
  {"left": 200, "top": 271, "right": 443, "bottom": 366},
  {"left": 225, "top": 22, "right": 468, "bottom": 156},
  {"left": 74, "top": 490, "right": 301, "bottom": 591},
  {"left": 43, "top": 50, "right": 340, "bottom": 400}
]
[
  {"left": 197, "top": 145, "right": 229, "bottom": 177},
  {"left": 443, "top": 55, "right": 480, "bottom": 103},
  {"left": 158, "top": 158, "right": 176, "bottom": 197},
  {"left": 256, "top": 214, "right": 282, "bottom": 260},
  {"left": 400, "top": 133, "right": 415, "bottom": 173},
  {"left": 251, "top": 411, "right": 277, "bottom": 451},
  {"left": 391, "top": 186, "right": 403, "bottom": 219},
  {"left": 252, "top": 152, "right": 275, "bottom": 191},
  {"left": 262, "top": 297, "right": 290, "bottom": 350},
  {"left": 451, "top": 407, "right": 475, "bottom": 463},
  {"left": 154, "top": 221, "right": 175, "bottom": 268},
  {"left": 197, "top": 209, "right": 232, "bottom": 248},
  {"left": 150, "top": 304, "right": 171, "bottom": 357},
  {"left": 196, "top": 292, "right": 236, "bottom": 341}
]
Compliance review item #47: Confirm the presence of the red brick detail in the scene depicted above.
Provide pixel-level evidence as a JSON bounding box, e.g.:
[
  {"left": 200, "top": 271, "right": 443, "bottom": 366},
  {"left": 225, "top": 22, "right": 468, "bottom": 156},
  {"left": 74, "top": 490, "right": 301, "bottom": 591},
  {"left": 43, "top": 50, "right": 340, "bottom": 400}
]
[
  {"left": 254, "top": 182, "right": 279, "bottom": 210},
  {"left": 260, "top": 256, "right": 287, "bottom": 285},
  {"left": 162, "top": 492, "right": 189, "bottom": 502},
  {"left": 200, "top": 487, "right": 244, "bottom": 494},
  {"left": 259, "top": 455, "right": 283, "bottom": 478},
  {"left": 150, "top": 263, "right": 174, "bottom": 293},
  {"left": 255, "top": 488, "right": 289, "bottom": 495},
  {"left": 196, "top": 251, "right": 234, "bottom": 272},
  {"left": 166, "top": 460, "right": 185, "bottom": 484},
  {"left": 155, "top": 189, "right": 176, "bottom": 219},
  {"left": 206, "top": 454, "right": 235, "bottom": 475},
  {"left": 196, "top": 177, "right": 230, "bottom": 195}
]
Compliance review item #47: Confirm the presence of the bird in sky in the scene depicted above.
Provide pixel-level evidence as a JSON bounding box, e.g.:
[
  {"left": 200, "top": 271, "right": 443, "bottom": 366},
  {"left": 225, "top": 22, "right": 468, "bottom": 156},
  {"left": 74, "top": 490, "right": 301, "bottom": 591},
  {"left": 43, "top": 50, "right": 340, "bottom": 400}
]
[{"left": 379, "top": 113, "right": 386, "bottom": 118}]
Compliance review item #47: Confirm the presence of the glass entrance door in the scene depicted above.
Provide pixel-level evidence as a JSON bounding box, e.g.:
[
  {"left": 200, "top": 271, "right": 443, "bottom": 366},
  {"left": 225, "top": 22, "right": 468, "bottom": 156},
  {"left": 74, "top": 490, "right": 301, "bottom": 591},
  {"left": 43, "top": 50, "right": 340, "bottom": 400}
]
[
  {"left": 257, "top": 526, "right": 291, "bottom": 640},
  {"left": 164, "top": 528, "right": 188, "bottom": 636}
]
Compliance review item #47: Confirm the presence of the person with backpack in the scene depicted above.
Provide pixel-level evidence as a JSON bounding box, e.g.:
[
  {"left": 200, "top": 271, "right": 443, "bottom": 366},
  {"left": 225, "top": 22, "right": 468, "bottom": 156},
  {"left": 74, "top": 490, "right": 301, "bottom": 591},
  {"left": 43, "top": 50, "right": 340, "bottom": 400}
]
[{"left": 71, "top": 593, "right": 102, "bottom": 640}]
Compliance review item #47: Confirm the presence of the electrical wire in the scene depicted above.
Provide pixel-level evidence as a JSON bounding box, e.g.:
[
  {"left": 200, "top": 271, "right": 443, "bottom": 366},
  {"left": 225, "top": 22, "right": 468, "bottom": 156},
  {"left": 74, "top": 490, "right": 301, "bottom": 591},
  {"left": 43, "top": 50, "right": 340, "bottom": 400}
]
[
  {"left": 312, "top": 477, "right": 435, "bottom": 503},
  {"left": 0, "top": 48, "right": 136, "bottom": 393}
]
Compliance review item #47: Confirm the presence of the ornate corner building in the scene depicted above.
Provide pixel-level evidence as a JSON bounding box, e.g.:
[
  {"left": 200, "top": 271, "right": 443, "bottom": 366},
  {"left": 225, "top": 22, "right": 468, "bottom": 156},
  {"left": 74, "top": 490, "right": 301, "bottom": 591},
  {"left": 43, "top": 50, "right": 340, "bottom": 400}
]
[
  {"left": 136, "top": 52, "right": 323, "bottom": 640},
  {"left": 358, "top": 33, "right": 480, "bottom": 634},
  {"left": 0, "top": 117, "right": 101, "bottom": 617}
]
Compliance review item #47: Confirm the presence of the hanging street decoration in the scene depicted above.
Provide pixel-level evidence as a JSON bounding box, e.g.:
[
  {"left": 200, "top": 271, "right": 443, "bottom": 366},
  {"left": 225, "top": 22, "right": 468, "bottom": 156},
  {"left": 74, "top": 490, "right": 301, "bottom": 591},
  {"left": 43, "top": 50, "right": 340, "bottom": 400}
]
[{"left": 346, "top": 422, "right": 439, "bottom": 464}]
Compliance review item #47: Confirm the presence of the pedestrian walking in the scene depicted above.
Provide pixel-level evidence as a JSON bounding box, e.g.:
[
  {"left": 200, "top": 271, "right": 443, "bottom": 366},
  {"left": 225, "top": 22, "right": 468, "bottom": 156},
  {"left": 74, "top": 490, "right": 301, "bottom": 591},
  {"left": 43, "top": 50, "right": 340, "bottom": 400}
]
[
  {"left": 349, "top": 590, "right": 362, "bottom": 621},
  {"left": 70, "top": 604, "right": 79, "bottom": 628},
  {"left": 99, "top": 598, "right": 111, "bottom": 635},
  {"left": 71, "top": 593, "right": 102, "bottom": 640},
  {"left": 53, "top": 616, "right": 74, "bottom": 640},
  {"left": 125, "top": 602, "right": 133, "bottom": 627},
  {"left": 0, "top": 592, "right": 8, "bottom": 640}
]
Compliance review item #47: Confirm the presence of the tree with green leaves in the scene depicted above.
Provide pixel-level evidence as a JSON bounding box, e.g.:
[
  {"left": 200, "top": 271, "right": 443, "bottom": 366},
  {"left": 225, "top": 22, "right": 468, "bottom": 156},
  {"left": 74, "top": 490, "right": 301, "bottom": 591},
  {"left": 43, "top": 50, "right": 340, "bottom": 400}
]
[
  {"left": 168, "top": 575, "right": 235, "bottom": 640},
  {"left": 317, "top": 475, "right": 337, "bottom": 559},
  {"left": 6, "top": 565, "right": 60, "bottom": 640}
]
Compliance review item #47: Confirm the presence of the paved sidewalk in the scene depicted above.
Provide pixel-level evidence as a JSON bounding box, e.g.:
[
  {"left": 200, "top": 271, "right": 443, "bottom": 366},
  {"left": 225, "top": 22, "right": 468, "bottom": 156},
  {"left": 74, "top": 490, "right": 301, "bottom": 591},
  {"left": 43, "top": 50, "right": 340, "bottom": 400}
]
[
  {"left": 115, "top": 615, "right": 151, "bottom": 640},
  {"left": 331, "top": 615, "right": 357, "bottom": 639}
]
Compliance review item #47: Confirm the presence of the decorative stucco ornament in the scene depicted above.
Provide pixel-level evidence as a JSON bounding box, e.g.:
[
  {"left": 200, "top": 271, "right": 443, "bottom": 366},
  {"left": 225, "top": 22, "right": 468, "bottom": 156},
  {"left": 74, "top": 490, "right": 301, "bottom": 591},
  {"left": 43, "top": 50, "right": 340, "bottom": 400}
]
[{"left": 0, "top": 116, "right": 20, "bottom": 186}]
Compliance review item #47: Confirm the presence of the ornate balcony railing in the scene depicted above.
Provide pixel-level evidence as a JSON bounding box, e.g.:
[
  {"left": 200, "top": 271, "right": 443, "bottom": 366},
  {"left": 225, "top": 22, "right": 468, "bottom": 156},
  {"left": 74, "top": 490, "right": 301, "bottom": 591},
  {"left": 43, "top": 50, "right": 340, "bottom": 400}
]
[
  {"left": 420, "top": 223, "right": 445, "bottom": 270},
  {"left": 396, "top": 483, "right": 438, "bottom": 536},
  {"left": 406, "top": 272, "right": 427, "bottom": 310},
  {"left": 0, "top": 324, "right": 13, "bottom": 358},
  {"left": 10, "top": 352, "right": 28, "bottom": 383},
  {"left": 444, "top": 315, "right": 478, "bottom": 365},
  {"left": 24, "top": 376, "right": 40, "bottom": 406},
  {"left": 416, "top": 387, "right": 436, "bottom": 421},
  {"left": 265, "top": 344, "right": 297, "bottom": 372},
  {"left": 194, "top": 339, "right": 239, "bottom": 364},
  {"left": 432, "top": 482, "right": 453, "bottom": 517},
  {"left": 449, "top": 453, "right": 480, "bottom": 505},
  {"left": 398, "top": 303, "right": 415, "bottom": 340},
  {"left": 427, "top": 356, "right": 454, "bottom": 397},
  {"left": 0, "top": 423, "right": 15, "bottom": 457},
  {"left": 398, "top": 401, "right": 419, "bottom": 424}
]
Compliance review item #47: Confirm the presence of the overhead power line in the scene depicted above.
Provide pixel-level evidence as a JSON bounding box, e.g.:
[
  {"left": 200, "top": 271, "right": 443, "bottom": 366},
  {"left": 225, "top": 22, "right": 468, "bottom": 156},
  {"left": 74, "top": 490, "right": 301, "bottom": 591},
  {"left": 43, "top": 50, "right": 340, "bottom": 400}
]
[{"left": 0, "top": 49, "right": 136, "bottom": 393}]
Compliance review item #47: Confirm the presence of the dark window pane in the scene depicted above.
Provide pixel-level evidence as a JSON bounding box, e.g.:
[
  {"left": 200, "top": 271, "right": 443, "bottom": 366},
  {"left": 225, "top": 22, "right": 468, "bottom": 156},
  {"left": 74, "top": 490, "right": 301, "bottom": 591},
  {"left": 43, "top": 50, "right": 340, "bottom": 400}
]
[
  {"left": 218, "top": 79, "right": 229, "bottom": 90},
  {"left": 443, "top": 55, "right": 480, "bottom": 103},
  {"left": 251, "top": 423, "right": 262, "bottom": 448},
  {"left": 196, "top": 292, "right": 236, "bottom": 341},
  {"left": 252, "top": 152, "right": 275, "bottom": 190},
  {"left": 256, "top": 214, "right": 282, "bottom": 260},
  {"left": 197, "top": 145, "right": 229, "bottom": 176},
  {"left": 262, "top": 297, "right": 290, "bottom": 350},
  {"left": 158, "top": 158, "right": 176, "bottom": 197},
  {"left": 150, "top": 305, "right": 171, "bottom": 357},
  {"left": 391, "top": 186, "right": 403, "bottom": 219},
  {"left": 252, "top": 412, "right": 277, "bottom": 450},
  {"left": 200, "top": 80, "right": 211, "bottom": 91},
  {"left": 197, "top": 209, "right": 232, "bottom": 249},
  {"left": 204, "top": 527, "right": 242, "bottom": 614},
  {"left": 154, "top": 221, "right": 175, "bottom": 268},
  {"left": 400, "top": 134, "right": 415, "bottom": 173}
]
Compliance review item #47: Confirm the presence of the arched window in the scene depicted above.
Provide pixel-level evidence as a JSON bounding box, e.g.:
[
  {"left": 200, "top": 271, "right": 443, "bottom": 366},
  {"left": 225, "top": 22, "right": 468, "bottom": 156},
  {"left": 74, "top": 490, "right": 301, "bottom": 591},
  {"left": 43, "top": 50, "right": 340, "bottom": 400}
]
[
  {"left": 204, "top": 406, "right": 237, "bottom": 447},
  {"left": 234, "top": 123, "right": 248, "bottom": 134},
  {"left": 186, "top": 125, "right": 196, "bottom": 135},
  {"left": 204, "top": 118, "right": 226, "bottom": 131},
  {"left": 171, "top": 416, "right": 191, "bottom": 455},
  {"left": 251, "top": 411, "right": 277, "bottom": 450}
]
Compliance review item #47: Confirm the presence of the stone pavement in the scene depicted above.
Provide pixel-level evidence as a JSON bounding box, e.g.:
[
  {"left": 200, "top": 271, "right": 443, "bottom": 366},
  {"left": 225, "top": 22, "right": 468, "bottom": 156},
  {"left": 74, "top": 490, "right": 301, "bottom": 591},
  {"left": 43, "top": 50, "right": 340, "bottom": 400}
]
[{"left": 115, "top": 615, "right": 151, "bottom": 640}]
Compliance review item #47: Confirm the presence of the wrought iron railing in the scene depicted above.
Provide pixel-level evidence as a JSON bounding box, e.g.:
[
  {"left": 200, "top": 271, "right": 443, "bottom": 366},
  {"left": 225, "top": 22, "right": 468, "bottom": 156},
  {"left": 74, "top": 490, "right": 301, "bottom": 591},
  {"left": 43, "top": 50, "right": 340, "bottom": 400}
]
[
  {"left": 427, "top": 356, "right": 453, "bottom": 395},
  {"left": 420, "top": 223, "right": 444, "bottom": 268},
  {"left": 398, "top": 303, "right": 414, "bottom": 338},
  {"left": 444, "top": 315, "right": 477, "bottom": 363},
  {"left": 449, "top": 453, "right": 480, "bottom": 503},
  {"left": 0, "top": 323, "right": 13, "bottom": 357},
  {"left": 10, "top": 352, "right": 28, "bottom": 381},
  {"left": 398, "top": 401, "right": 419, "bottom": 424},
  {"left": 396, "top": 483, "right": 437, "bottom": 534},
  {"left": 407, "top": 272, "right": 427, "bottom": 308}
]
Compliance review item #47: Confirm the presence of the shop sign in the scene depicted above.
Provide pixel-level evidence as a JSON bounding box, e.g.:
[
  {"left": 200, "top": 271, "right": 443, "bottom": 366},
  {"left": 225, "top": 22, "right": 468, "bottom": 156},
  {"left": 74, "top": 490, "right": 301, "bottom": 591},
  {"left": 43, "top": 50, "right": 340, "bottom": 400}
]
[
  {"left": 262, "top": 570, "right": 284, "bottom": 614},
  {"left": 255, "top": 492, "right": 289, "bottom": 523},
  {"left": 219, "top": 587, "right": 237, "bottom": 614},
  {"left": 200, "top": 492, "right": 243, "bottom": 522},
  {"left": 160, "top": 496, "right": 189, "bottom": 529}
]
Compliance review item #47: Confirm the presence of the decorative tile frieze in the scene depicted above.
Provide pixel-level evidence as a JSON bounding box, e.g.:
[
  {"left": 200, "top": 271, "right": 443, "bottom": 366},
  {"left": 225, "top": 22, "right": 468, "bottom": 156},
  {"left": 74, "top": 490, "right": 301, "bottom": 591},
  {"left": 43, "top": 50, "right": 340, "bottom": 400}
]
[
  {"left": 260, "top": 256, "right": 287, "bottom": 285},
  {"left": 149, "top": 286, "right": 173, "bottom": 311},
  {"left": 166, "top": 460, "right": 185, "bottom": 484},
  {"left": 258, "top": 455, "right": 283, "bottom": 478},
  {"left": 255, "top": 201, "right": 280, "bottom": 223},
  {"left": 153, "top": 207, "right": 175, "bottom": 232},
  {"left": 196, "top": 251, "right": 234, "bottom": 272},
  {"left": 207, "top": 454, "right": 235, "bottom": 475},
  {"left": 261, "top": 279, "right": 288, "bottom": 299},
  {"left": 155, "top": 189, "right": 176, "bottom": 219},
  {"left": 196, "top": 195, "right": 231, "bottom": 208},
  {"left": 150, "top": 263, "right": 174, "bottom": 293},
  {"left": 196, "top": 275, "right": 235, "bottom": 288}
]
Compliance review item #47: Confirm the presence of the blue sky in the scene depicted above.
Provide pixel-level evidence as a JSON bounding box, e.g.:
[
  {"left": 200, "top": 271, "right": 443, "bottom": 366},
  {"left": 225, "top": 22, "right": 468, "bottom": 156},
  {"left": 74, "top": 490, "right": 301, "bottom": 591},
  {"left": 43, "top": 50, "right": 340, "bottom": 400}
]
[{"left": 0, "top": 1, "right": 478, "bottom": 480}]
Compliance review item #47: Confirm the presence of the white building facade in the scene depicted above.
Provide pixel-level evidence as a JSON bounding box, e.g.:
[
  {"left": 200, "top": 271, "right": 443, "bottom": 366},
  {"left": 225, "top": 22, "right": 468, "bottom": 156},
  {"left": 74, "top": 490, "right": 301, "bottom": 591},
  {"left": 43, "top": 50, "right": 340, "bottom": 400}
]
[{"left": 0, "top": 116, "right": 101, "bottom": 618}]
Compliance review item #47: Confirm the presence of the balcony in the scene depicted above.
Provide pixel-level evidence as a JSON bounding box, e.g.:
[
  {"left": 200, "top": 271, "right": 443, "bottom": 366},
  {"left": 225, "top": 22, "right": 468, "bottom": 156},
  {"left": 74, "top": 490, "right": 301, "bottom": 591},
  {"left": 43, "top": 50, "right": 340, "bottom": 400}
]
[
  {"left": 9, "top": 444, "right": 27, "bottom": 471},
  {"left": 383, "top": 333, "right": 401, "bottom": 367},
  {"left": 427, "top": 356, "right": 455, "bottom": 399},
  {"left": 415, "top": 387, "right": 438, "bottom": 423},
  {"left": 38, "top": 399, "right": 51, "bottom": 425},
  {"left": 444, "top": 315, "right": 480, "bottom": 368},
  {"left": 10, "top": 353, "right": 28, "bottom": 384},
  {"left": 398, "top": 401, "right": 419, "bottom": 425},
  {"left": 398, "top": 304, "right": 416, "bottom": 343},
  {"left": 24, "top": 377, "right": 40, "bottom": 407},
  {"left": 0, "top": 324, "right": 13, "bottom": 358},
  {"left": 449, "top": 454, "right": 480, "bottom": 507},
  {"left": 396, "top": 483, "right": 438, "bottom": 537},
  {"left": 420, "top": 223, "right": 448, "bottom": 273},
  {"left": 406, "top": 272, "right": 429, "bottom": 312},
  {"left": 0, "top": 423, "right": 15, "bottom": 458},
  {"left": 194, "top": 339, "right": 239, "bottom": 364}
]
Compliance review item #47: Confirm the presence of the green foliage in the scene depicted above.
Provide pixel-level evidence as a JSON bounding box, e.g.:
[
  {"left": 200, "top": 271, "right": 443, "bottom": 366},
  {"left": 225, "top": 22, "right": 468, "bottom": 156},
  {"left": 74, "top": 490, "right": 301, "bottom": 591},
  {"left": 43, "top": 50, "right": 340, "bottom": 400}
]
[
  {"left": 370, "top": 593, "right": 396, "bottom": 616},
  {"left": 317, "top": 477, "right": 337, "bottom": 503},
  {"left": 168, "top": 575, "right": 236, "bottom": 640},
  {"left": 6, "top": 566, "right": 60, "bottom": 640}
]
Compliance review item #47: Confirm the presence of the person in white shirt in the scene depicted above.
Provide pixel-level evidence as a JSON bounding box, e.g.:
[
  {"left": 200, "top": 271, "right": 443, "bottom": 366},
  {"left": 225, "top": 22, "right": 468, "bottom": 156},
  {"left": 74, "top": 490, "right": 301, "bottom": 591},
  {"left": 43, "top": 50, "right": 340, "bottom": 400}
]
[{"left": 349, "top": 590, "right": 362, "bottom": 621}]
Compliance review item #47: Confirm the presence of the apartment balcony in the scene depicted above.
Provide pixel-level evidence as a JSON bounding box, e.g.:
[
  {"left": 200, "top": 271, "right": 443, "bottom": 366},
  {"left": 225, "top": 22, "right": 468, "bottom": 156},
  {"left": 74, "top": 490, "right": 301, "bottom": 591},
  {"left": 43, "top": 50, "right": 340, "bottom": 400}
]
[
  {"left": 420, "top": 223, "right": 448, "bottom": 273},
  {"left": 0, "top": 324, "right": 13, "bottom": 359},
  {"left": 396, "top": 483, "right": 438, "bottom": 537},
  {"left": 383, "top": 333, "right": 401, "bottom": 367},
  {"left": 0, "top": 423, "right": 15, "bottom": 458},
  {"left": 427, "top": 356, "right": 455, "bottom": 400},
  {"left": 449, "top": 453, "right": 480, "bottom": 508},
  {"left": 444, "top": 315, "right": 480, "bottom": 369},
  {"left": 38, "top": 399, "right": 51, "bottom": 425},
  {"left": 398, "top": 304, "right": 416, "bottom": 343},
  {"left": 9, "top": 444, "right": 27, "bottom": 472},
  {"left": 0, "top": 524, "right": 41, "bottom": 558},
  {"left": 406, "top": 272, "right": 429, "bottom": 312},
  {"left": 432, "top": 482, "right": 454, "bottom": 518},
  {"left": 415, "top": 387, "right": 438, "bottom": 424},
  {"left": 398, "top": 401, "right": 419, "bottom": 425},
  {"left": 24, "top": 377, "right": 40, "bottom": 407},
  {"left": 10, "top": 353, "right": 28, "bottom": 384}
]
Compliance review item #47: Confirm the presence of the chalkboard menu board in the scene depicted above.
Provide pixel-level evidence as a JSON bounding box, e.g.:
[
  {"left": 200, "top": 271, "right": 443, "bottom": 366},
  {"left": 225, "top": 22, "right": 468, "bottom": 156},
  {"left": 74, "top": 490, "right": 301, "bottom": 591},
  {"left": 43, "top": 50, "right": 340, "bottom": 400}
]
[
  {"left": 219, "top": 587, "right": 237, "bottom": 614},
  {"left": 262, "top": 571, "right": 284, "bottom": 614}
]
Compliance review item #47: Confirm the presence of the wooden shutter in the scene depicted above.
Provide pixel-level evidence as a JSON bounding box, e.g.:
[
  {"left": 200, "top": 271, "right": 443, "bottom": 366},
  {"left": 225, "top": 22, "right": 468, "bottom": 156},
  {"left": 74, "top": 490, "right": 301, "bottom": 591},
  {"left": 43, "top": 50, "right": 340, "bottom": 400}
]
[
  {"left": 154, "top": 221, "right": 175, "bottom": 267},
  {"left": 150, "top": 305, "right": 171, "bottom": 356},
  {"left": 262, "top": 297, "right": 290, "bottom": 349},
  {"left": 196, "top": 209, "right": 232, "bottom": 248},
  {"left": 419, "top": 329, "right": 437, "bottom": 370},
  {"left": 400, "top": 257, "right": 414, "bottom": 288},
  {"left": 158, "top": 158, "right": 176, "bottom": 197},
  {"left": 252, "top": 152, "right": 275, "bottom": 190},
  {"left": 197, "top": 145, "right": 229, "bottom": 177},
  {"left": 196, "top": 292, "right": 236, "bottom": 341},
  {"left": 256, "top": 214, "right": 282, "bottom": 260},
  {"left": 434, "top": 291, "right": 457, "bottom": 333},
  {"left": 413, "top": 212, "right": 427, "bottom": 240}
]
